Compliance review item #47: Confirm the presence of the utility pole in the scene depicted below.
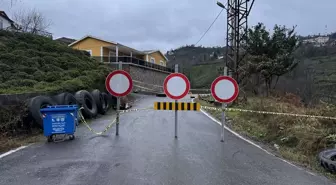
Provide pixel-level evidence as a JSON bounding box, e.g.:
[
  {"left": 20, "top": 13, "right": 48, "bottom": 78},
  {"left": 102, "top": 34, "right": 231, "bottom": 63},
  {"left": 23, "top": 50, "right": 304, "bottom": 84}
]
[{"left": 217, "top": 0, "right": 255, "bottom": 81}]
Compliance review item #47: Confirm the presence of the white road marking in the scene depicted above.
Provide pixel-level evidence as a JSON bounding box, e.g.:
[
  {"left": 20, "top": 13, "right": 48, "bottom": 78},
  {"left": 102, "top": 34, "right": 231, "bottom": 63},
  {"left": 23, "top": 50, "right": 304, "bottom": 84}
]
[
  {"left": 196, "top": 99, "right": 317, "bottom": 177},
  {"left": 0, "top": 145, "right": 28, "bottom": 159}
]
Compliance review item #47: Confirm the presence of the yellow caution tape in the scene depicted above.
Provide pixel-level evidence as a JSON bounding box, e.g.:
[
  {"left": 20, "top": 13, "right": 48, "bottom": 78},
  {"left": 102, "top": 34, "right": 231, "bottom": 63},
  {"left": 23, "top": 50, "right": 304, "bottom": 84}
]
[
  {"left": 119, "top": 107, "right": 153, "bottom": 114},
  {"left": 79, "top": 103, "right": 336, "bottom": 136},
  {"left": 78, "top": 108, "right": 116, "bottom": 135},
  {"left": 201, "top": 105, "right": 336, "bottom": 120}
]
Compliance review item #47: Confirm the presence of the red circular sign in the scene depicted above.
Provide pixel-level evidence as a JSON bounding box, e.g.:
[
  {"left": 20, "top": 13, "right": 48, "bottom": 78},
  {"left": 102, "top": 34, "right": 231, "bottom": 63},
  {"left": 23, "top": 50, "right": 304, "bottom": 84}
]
[
  {"left": 164, "top": 73, "right": 190, "bottom": 100},
  {"left": 105, "top": 70, "right": 133, "bottom": 97},
  {"left": 211, "top": 76, "right": 239, "bottom": 103}
]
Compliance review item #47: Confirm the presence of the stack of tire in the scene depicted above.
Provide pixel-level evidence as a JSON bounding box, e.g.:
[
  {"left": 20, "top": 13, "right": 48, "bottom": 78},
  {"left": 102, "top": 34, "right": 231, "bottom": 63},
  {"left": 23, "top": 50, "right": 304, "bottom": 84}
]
[{"left": 27, "top": 89, "right": 114, "bottom": 129}]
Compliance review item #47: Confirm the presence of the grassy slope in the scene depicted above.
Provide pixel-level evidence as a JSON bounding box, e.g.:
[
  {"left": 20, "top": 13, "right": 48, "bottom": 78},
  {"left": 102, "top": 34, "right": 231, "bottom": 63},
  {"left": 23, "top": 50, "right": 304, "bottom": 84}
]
[
  {"left": 190, "top": 62, "right": 224, "bottom": 88},
  {"left": 0, "top": 30, "right": 110, "bottom": 94},
  {"left": 312, "top": 55, "right": 336, "bottom": 96},
  {"left": 198, "top": 95, "right": 336, "bottom": 178}
]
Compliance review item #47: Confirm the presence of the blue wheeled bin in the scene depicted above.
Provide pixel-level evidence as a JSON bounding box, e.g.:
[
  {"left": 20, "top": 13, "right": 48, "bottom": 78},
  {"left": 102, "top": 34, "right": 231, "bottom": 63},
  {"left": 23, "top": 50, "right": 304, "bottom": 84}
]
[{"left": 40, "top": 105, "right": 78, "bottom": 142}]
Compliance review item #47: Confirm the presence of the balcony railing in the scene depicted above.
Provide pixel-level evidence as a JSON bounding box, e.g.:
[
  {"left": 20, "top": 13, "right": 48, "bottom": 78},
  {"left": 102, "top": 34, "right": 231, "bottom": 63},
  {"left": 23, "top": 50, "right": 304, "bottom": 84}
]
[{"left": 93, "top": 56, "right": 173, "bottom": 72}]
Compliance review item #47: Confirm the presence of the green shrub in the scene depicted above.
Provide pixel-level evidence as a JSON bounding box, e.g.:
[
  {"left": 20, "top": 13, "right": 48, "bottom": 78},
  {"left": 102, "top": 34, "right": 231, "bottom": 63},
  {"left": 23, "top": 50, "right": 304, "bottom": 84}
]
[
  {"left": 0, "top": 30, "right": 111, "bottom": 94},
  {"left": 0, "top": 63, "right": 11, "bottom": 72},
  {"left": 61, "top": 78, "right": 85, "bottom": 92},
  {"left": 19, "top": 79, "right": 38, "bottom": 86}
]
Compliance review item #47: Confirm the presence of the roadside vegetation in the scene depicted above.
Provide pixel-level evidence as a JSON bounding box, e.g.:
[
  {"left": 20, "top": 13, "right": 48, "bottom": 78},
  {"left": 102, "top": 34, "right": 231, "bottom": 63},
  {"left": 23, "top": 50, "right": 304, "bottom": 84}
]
[
  {"left": 0, "top": 30, "right": 111, "bottom": 152},
  {"left": 198, "top": 94, "right": 336, "bottom": 177}
]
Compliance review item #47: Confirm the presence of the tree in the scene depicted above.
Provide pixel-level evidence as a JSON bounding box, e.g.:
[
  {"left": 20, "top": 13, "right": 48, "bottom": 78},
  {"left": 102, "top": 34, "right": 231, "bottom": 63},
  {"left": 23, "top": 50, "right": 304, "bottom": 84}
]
[
  {"left": 243, "top": 23, "right": 300, "bottom": 95},
  {"left": 13, "top": 8, "right": 51, "bottom": 35}
]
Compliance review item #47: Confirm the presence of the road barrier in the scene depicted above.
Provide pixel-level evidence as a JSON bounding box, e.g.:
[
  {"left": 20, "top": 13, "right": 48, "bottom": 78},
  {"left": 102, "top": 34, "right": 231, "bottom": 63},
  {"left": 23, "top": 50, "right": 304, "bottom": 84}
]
[
  {"left": 154, "top": 102, "right": 200, "bottom": 111},
  {"left": 79, "top": 80, "right": 336, "bottom": 136}
]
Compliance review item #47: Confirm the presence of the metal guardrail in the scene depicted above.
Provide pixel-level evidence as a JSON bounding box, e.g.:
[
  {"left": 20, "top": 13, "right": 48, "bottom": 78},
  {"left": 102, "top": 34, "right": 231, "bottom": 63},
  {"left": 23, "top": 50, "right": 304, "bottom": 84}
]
[{"left": 92, "top": 56, "right": 174, "bottom": 72}]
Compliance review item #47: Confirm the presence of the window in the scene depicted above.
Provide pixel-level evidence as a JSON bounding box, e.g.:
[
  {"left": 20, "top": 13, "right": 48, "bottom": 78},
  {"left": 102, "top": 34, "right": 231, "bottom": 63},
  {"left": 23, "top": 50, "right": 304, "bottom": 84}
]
[
  {"left": 109, "top": 51, "right": 116, "bottom": 62},
  {"left": 0, "top": 19, "right": 3, "bottom": 30},
  {"left": 85, "top": 50, "right": 92, "bottom": 56},
  {"left": 150, "top": 57, "right": 155, "bottom": 64},
  {"left": 160, "top": 60, "right": 165, "bottom": 66}
]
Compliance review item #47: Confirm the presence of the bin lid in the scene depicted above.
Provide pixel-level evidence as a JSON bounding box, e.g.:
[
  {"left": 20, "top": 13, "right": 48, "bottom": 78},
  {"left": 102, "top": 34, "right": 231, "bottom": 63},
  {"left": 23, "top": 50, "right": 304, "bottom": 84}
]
[{"left": 40, "top": 105, "right": 78, "bottom": 112}]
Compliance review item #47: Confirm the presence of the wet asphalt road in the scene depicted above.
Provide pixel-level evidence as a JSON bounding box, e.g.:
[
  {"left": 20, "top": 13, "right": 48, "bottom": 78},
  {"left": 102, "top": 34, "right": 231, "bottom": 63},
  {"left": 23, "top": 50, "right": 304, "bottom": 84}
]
[{"left": 0, "top": 95, "right": 335, "bottom": 185}]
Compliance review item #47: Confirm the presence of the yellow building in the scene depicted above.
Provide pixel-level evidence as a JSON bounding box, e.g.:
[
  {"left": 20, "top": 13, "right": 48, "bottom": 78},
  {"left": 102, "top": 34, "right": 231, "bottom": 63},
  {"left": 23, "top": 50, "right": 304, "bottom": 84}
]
[{"left": 68, "top": 35, "right": 168, "bottom": 67}]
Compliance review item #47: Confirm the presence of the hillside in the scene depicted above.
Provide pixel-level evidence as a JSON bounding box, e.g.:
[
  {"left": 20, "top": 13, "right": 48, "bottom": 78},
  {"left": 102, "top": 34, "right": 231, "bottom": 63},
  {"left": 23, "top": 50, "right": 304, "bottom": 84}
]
[
  {"left": 188, "top": 61, "right": 224, "bottom": 88},
  {"left": 277, "top": 55, "right": 336, "bottom": 103},
  {"left": 165, "top": 45, "right": 224, "bottom": 68},
  {"left": 171, "top": 43, "right": 336, "bottom": 104},
  {"left": 0, "top": 30, "right": 110, "bottom": 94}
]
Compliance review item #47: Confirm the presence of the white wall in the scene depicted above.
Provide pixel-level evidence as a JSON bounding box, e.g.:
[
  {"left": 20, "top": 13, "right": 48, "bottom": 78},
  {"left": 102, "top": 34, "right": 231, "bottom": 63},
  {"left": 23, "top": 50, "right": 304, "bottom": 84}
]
[{"left": 0, "top": 16, "right": 12, "bottom": 30}]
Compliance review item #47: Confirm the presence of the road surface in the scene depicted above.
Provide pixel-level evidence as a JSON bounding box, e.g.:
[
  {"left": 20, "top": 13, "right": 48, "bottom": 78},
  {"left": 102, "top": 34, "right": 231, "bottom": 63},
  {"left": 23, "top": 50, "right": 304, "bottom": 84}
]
[{"left": 0, "top": 95, "right": 334, "bottom": 185}]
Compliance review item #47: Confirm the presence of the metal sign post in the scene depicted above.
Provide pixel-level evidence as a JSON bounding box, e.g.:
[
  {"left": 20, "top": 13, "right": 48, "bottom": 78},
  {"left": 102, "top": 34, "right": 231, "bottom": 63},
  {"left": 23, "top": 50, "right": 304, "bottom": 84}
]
[
  {"left": 174, "top": 64, "right": 178, "bottom": 139},
  {"left": 105, "top": 62, "right": 133, "bottom": 136},
  {"left": 116, "top": 62, "right": 122, "bottom": 136},
  {"left": 221, "top": 67, "right": 227, "bottom": 142},
  {"left": 211, "top": 67, "right": 239, "bottom": 142},
  {"left": 163, "top": 64, "right": 190, "bottom": 139}
]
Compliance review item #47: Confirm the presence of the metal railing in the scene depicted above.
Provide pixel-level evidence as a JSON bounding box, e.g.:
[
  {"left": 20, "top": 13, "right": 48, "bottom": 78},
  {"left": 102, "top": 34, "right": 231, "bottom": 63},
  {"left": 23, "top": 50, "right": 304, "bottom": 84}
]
[{"left": 93, "top": 56, "right": 173, "bottom": 72}]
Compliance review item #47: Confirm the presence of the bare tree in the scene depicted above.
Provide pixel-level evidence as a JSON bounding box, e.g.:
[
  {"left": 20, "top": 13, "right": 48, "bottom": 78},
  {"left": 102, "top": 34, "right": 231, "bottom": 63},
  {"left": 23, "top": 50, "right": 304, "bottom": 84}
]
[
  {"left": 0, "top": 0, "right": 21, "bottom": 8},
  {"left": 13, "top": 8, "right": 51, "bottom": 35}
]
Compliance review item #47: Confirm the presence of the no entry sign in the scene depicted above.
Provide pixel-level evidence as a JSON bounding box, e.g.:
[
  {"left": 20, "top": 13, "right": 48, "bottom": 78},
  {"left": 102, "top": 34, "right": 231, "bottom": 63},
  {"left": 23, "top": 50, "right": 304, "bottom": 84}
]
[
  {"left": 164, "top": 73, "right": 190, "bottom": 100},
  {"left": 211, "top": 76, "right": 239, "bottom": 103},
  {"left": 105, "top": 70, "right": 133, "bottom": 97}
]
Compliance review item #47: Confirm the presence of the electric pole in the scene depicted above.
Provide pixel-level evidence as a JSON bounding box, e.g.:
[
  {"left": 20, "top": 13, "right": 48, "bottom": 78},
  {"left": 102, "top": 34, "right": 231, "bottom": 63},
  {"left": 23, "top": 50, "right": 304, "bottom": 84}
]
[{"left": 217, "top": 0, "right": 255, "bottom": 82}]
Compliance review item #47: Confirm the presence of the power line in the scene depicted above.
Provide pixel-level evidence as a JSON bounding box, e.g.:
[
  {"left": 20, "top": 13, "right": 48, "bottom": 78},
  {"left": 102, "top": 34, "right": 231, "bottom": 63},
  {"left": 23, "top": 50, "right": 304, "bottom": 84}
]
[{"left": 195, "top": 8, "right": 224, "bottom": 46}]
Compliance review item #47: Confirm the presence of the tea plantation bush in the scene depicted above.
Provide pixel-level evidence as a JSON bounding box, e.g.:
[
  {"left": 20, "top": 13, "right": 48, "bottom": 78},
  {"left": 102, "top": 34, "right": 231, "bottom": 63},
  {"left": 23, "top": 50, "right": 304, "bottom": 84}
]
[{"left": 0, "top": 30, "right": 110, "bottom": 94}]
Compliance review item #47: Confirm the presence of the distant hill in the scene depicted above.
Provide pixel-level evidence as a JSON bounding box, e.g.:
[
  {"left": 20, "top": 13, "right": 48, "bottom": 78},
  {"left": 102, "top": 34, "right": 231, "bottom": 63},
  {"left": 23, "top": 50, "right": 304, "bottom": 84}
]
[
  {"left": 165, "top": 45, "right": 225, "bottom": 69},
  {"left": 166, "top": 33, "right": 336, "bottom": 69}
]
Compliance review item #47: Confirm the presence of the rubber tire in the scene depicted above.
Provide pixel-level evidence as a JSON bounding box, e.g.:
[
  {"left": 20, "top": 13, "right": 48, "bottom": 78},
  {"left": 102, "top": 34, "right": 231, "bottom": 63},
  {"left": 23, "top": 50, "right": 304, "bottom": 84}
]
[
  {"left": 74, "top": 90, "right": 98, "bottom": 119},
  {"left": 91, "top": 89, "right": 107, "bottom": 115},
  {"left": 156, "top": 93, "right": 167, "bottom": 97},
  {"left": 110, "top": 95, "right": 117, "bottom": 109},
  {"left": 319, "top": 149, "right": 336, "bottom": 173},
  {"left": 28, "top": 96, "right": 57, "bottom": 129},
  {"left": 69, "top": 135, "right": 75, "bottom": 140},
  {"left": 53, "top": 92, "right": 78, "bottom": 105},
  {"left": 101, "top": 92, "right": 111, "bottom": 111}
]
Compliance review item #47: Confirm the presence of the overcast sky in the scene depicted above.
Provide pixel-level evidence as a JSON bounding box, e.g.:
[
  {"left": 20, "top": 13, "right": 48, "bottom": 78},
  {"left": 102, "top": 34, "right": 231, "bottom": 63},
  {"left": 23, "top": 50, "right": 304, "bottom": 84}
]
[{"left": 1, "top": 0, "right": 336, "bottom": 52}]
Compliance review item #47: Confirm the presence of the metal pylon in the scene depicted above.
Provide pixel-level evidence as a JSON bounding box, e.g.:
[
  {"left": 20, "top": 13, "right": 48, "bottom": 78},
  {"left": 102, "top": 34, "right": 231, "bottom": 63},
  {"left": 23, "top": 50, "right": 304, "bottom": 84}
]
[{"left": 225, "top": 0, "right": 255, "bottom": 83}]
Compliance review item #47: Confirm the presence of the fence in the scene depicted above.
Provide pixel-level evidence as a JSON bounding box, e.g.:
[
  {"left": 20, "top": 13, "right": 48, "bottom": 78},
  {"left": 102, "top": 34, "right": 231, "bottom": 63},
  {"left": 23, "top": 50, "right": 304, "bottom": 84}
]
[{"left": 92, "top": 56, "right": 174, "bottom": 73}]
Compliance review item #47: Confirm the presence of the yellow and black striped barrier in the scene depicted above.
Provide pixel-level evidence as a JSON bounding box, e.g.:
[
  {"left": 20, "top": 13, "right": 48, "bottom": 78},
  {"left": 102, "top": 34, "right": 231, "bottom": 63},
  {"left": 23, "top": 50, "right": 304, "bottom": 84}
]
[{"left": 154, "top": 102, "right": 200, "bottom": 111}]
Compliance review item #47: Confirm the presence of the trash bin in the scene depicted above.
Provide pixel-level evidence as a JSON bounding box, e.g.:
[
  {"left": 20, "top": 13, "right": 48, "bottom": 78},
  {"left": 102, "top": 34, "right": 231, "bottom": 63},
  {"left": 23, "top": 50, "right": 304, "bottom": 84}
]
[{"left": 40, "top": 105, "right": 78, "bottom": 142}]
